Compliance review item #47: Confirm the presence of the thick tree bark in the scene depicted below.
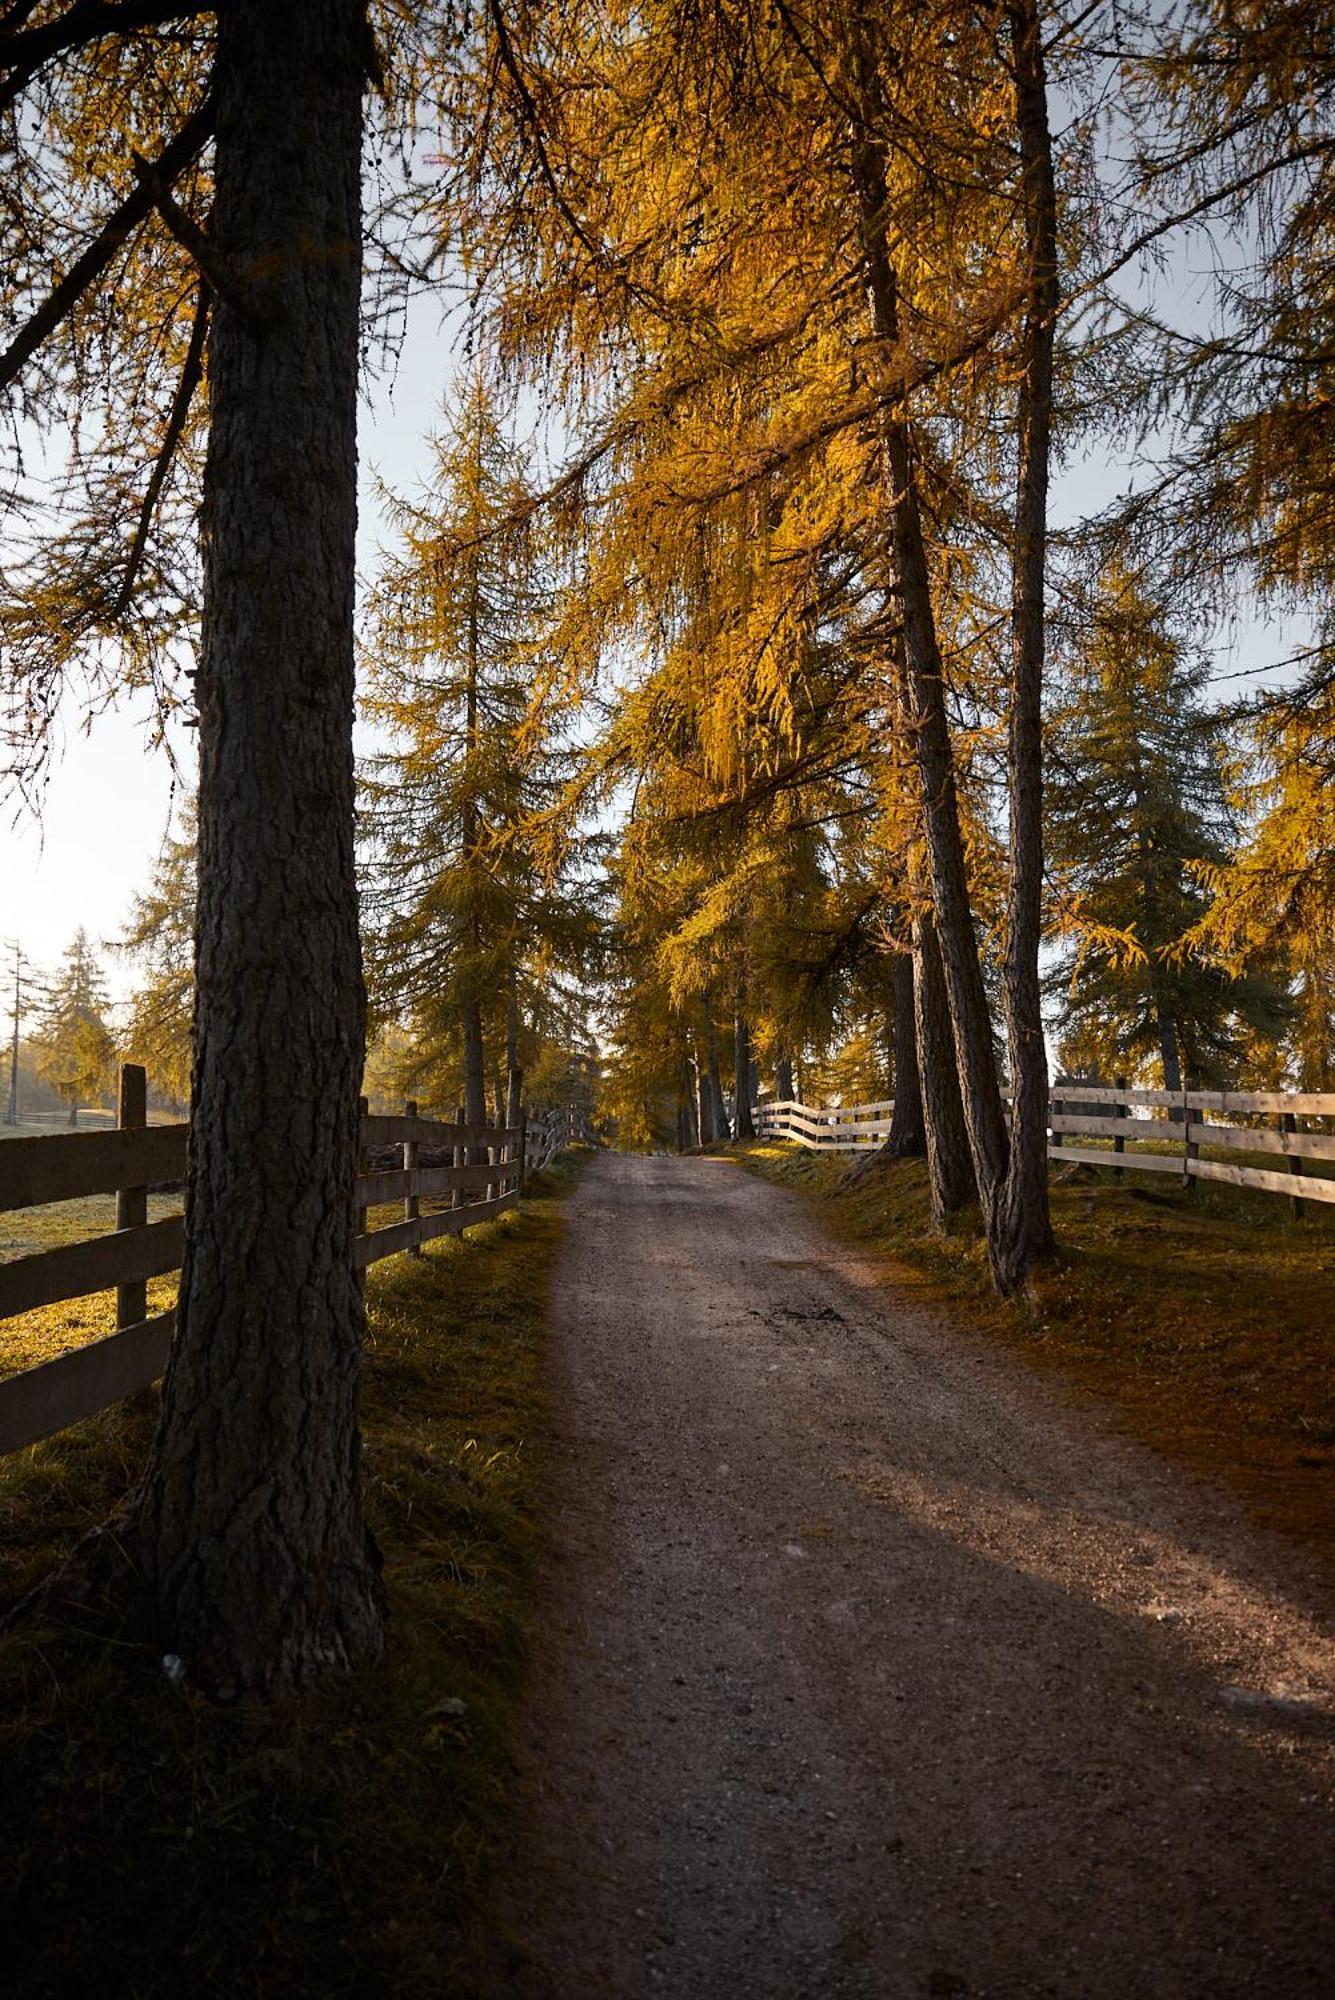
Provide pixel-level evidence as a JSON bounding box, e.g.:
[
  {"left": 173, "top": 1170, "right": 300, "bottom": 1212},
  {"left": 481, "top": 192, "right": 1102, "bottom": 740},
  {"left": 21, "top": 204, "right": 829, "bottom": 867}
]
[
  {"left": 886, "top": 948, "right": 926, "bottom": 1157},
  {"left": 130, "top": 0, "right": 382, "bottom": 1696},
  {"left": 994, "top": 0, "right": 1058, "bottom": 1290},
  {"left": 733, "top": 1011, "right": 755, "bottom": 1139},
  {"left": 913, "top": 911, "right": 977, "bottom": 1219},
  {"left": 775, "top": 1053, "right": 795, "bottom": 1104}
]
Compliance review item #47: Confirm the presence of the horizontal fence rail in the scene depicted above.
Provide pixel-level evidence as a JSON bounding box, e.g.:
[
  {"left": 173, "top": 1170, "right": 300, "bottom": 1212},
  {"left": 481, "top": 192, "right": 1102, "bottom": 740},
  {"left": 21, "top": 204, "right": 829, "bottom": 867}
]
[
  {"left": 0, "top": 1069, "right": 591, "bottom": 1458},
  {"left": 756, "top": 1088, "right": 1335, "bottom": 1213},
  {"left": 755, "top": 1098, "right": 896, "bottom": 1150}
]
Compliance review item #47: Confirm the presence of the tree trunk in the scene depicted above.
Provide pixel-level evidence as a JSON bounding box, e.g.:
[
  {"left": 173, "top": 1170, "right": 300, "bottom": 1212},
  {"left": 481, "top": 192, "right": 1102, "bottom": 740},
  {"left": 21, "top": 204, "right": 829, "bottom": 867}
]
[
  {"left": 1158, "top": 1000, "right": 1183, "bottom": 1097},
  {"left": 845, "top": 947, "right": 928, "bottom": 1188},
  {"left": 886, "top": 949, "right": 926, "bottom": 1157},
  {"left": 505, "top": 983, "right": 523, "bottom": 1130},
  {"left": 462, "top": 995, "right": 488, "bottom": 1158},
  {"left": 67, "top": 1098, "right": 78, "bottom": 1128},
  {"left": 913, "top": 911, "right": 977, "bottom": 1220},
  {"left": 682, "top": 1057, "right": 700, "bottom": 1148},
  {"left": 461, "top": 449, "right": 488, "bottom": 1163},
  {"left": 694, "top": 1042, "right": 715, "bottom": 1145},
  {"left": 706, "top": 1017, "right": 729, "bottom": 1139},
  {"left": 847, "top": 19, "right": 1010, "bottom": 1255},
  {"left": 130, "top": 0, "right": 382, "bottom": 1697},
  {"left": 993, "top": 0, "right": 1058, "bottom": 1291},
  {"left": 733, "top": 1012, "right": 755, "bottom": 1139},
  {"left": 775, "top": 1053, "right": 795, "bottom": 1103}
]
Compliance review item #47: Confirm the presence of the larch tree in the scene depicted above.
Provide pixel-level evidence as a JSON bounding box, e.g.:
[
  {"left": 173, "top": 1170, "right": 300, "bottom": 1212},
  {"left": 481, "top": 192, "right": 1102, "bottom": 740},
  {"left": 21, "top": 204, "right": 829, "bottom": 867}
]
[
  {"left": 1188, "top": 685, "right": 1335, "bottom": 1089},
  {"left": 116, "top": 796, "right": 196, "bottom": 1109},
  {"left": 361, "top": 375, "right": 600, "bottom": 1140},
  {"left": 31, "top": 928, "right": 117, "bottom": 1126},
  {"left": 0, "top": 0, "right": 439, "bottom": 1694},
  {"left": 446, "top": 0, "right": 1085, "bottom": 1286}
]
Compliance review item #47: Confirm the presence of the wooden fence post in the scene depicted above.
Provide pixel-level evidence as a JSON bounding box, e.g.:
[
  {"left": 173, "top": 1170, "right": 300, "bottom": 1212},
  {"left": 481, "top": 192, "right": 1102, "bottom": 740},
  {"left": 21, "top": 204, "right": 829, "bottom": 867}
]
[
  {"left": 1050, "top": 1086, "right": 1062, "bottom": 1153},
  {"left": 1183, "top": 1087, "right": 1198, "bottom": 1190},
  {"left": 518, "top": 1106, "right": 528, "bottom": 1193},
  {"left": 404, "top": 1099, "right": 422, "bottom": 1256},
  {"left": 454, "top": 1103, "right": 466, "bottom": 1210},
  {"left": 355, "top": 1095, "right": 369, "bottom": 1292},
  {"left": 116, "top": 1062, "right": 148, "bottom": 1330},
  {"left": 1281, "top": 1110, "right": 1305, "bottom": 1220},
  {"left": 1114, "top": 1074, "right": 1127, "bottom": 1177}
]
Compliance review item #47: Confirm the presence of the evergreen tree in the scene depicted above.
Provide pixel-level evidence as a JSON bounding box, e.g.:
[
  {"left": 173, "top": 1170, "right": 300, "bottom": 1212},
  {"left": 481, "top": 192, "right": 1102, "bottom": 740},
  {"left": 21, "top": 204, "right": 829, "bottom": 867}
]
[
  {"left": 32, "top": 928, "right": 116, "bottom": 1125},
  {"left": 1047, "top": 570, "right": 1289, "bottom": 1088},
  {"left": 117, "top": 800, "right": 196, "bottom": 1110},
  {"left": 361, "top": 377, "right": 600, "bottom": 1136}
]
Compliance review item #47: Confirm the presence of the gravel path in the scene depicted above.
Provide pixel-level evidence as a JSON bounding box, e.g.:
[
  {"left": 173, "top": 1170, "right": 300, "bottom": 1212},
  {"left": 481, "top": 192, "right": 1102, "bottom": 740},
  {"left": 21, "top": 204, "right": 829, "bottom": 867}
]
[{"left": 490, "top": 1152, "right": 1335, "bottom": 1998}]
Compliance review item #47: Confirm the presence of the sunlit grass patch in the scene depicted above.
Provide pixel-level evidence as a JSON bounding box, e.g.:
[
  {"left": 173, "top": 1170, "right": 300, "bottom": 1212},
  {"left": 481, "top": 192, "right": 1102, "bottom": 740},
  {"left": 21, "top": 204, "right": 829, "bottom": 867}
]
[
  {"left": 0, "top": 1190, "right": 184, "bottom": 1268},
  {"left": 0, "top": 1152, "right": 585, "bottom": 1998},
  {"left": 735, "top": 1141, "right": 1335, "bottom": 1576}
]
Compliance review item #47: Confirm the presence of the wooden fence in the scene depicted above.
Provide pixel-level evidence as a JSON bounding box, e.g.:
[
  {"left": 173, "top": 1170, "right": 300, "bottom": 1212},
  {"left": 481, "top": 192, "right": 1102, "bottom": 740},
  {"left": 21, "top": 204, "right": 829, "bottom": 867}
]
[
  {"left": 755, "top": 1086, "right": 1335, "bottom": 1213},
  {"left": 0, "top": 1069, "right": 590, "bottom": 1458},
  {"left": 754, "top": 1098, "right": 897, "bottom": 1151}
]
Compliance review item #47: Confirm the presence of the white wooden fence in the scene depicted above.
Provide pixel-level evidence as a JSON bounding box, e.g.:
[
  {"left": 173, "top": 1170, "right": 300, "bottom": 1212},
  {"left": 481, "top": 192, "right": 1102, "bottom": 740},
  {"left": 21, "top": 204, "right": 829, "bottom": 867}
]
[
  {"left": 755, "top": 1087, "right": 1335, "bottom": 1211},
  {"left": 0, "top": 1070, "right": 591, "bottom": 1458}
]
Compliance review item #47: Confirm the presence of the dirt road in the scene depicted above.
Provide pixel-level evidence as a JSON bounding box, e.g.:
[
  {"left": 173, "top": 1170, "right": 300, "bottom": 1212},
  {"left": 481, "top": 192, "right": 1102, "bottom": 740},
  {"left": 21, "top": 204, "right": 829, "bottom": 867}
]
[{"left": 492, "top": 1153, "right": 1334, "bottom": 1998}]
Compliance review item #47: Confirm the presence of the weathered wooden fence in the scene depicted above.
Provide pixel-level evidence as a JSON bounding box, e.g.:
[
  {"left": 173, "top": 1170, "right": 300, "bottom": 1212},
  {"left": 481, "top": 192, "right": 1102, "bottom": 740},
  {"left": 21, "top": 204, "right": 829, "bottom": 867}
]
[
  {"left": 0, "top": 1069, "right": 590, "bottom": 1458},
  {"left": 755, "top": 1099, "right": 897, "bottom": 1151},
  {"left": 756, "top": 1087, "right": 1335, "bottom": 1212}
]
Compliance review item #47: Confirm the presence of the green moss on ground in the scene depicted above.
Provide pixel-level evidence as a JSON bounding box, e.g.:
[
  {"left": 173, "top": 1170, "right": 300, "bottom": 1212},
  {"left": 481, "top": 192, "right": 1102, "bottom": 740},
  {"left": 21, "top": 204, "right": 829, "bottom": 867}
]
[
  {"left": 734, "top": 1141, "right": 1335, "bottom": 1576},
  {"left": 0, "top": 1155, "right": 584, "bottom": 1999}
]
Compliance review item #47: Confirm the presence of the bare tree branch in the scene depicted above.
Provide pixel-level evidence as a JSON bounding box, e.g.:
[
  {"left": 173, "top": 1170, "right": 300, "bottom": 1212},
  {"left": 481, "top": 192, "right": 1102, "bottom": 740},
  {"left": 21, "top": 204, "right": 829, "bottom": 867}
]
[
  {"left": 0, "top": 94, "right": 214, "bottom": 397},
  {"left": 134, "top": 164, "right": 259, "bottom": 320},
  {"left": 111, "top": 275, "right": 209, "bottom": 617},
  {"left": 0, "top": 0, "right": 211, "bottom": 115}
]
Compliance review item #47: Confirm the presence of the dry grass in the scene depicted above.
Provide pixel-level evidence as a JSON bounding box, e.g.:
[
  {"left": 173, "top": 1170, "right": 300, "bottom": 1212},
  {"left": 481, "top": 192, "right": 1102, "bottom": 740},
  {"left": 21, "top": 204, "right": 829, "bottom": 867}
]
[
  {"left": 0, "top": 1193, "right": 183, "bottom": 1378},
  {"left": 735, "top": 1142, "right": 1335, "bottom": 1578},
  {"left": 0, "top": 1154, "right": 586, "bottom": 1999}
]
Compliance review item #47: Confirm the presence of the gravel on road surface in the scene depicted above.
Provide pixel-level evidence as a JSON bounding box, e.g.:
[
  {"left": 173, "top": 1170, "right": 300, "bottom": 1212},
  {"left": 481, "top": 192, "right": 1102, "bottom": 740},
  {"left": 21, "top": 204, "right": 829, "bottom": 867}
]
[{"left": 490, "top": 1152, "right": 1334, "bottom": 1998}]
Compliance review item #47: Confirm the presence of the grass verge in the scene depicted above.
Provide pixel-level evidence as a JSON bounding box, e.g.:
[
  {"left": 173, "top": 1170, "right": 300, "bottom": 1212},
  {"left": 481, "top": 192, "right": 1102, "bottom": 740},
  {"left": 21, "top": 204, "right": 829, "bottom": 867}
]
[
  {"left": 733, "top": 1142, "right": 1335, "bottom": 1577},
  {"left": 0, "top": 1153, "right": 585, "bottom": 1999}
]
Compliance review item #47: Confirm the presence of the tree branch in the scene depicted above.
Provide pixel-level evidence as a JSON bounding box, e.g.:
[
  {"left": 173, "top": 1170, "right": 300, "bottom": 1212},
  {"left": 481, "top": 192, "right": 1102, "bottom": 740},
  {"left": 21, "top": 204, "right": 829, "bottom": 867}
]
[
  {"left": 485, "top": 0, "right": 614, "bottom": 274},
  {"left": 110, "top": 275, "right": 209, "bottom": 617},
  {"left": 0, "top": 0, "right": 211, "bottom": 116},
  {"left": 134, "top": 164, "right": 258, "bottom": 321},
  {"left": 0, "top": 94, "right": 214, "bottom": 397},
  {"left": 1066, "top": 134, "right": 1335, "bottom": 322}
]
